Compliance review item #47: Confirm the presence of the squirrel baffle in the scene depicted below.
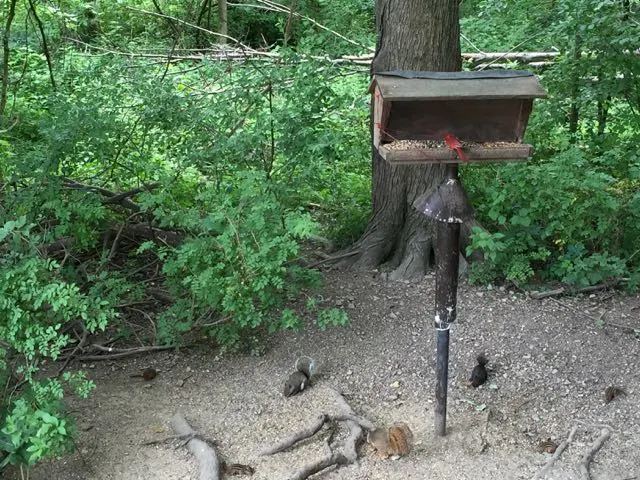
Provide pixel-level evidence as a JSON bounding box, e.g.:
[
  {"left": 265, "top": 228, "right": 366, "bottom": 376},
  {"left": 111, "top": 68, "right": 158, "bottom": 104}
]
[{"left": 283, "top": 357, "right": 317, "bottom": 397}]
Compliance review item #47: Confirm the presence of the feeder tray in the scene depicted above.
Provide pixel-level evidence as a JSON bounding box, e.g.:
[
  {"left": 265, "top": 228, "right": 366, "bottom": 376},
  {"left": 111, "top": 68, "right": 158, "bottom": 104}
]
[{"left": 370, "top": 70, "right": 547, "bottom": 165}]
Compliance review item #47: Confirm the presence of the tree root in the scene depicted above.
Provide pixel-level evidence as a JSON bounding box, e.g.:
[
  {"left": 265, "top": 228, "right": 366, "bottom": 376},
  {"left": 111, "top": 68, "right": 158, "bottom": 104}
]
[
  {"left": 531, "top": 425, "right": 579, "bottom": 480},
  {"left": 261, "top": 389, "right": 372, "bottom": 480},
  {"left": 170, "top": 412, "right": 220, "bottom": 480},
  {"left": 579, "top": 428, "right": 611, "bottom": 480}
]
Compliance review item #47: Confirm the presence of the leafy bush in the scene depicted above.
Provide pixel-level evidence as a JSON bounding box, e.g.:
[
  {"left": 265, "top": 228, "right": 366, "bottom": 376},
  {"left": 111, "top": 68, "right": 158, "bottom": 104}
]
[
  {"left": 0, "top": 218, "right": 115, "bottom": 469},
  {"left": 465, "top": 146, "right": 640, "bottom": 286},
  {"left": 143, "top": 172, "right": 322, "bottom": 346}
]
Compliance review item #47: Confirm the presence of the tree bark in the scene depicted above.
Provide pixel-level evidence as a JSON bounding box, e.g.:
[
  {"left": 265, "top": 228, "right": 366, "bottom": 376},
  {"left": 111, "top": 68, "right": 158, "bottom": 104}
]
[
  {"left": 1, "top": 0, "right": 18, "bottom": 120},
  {"left": 342, "top": 0, "right": 462, "bottom": 279},
  {"left": 217, "top": 0, "right": 228, "bottom": 44}
]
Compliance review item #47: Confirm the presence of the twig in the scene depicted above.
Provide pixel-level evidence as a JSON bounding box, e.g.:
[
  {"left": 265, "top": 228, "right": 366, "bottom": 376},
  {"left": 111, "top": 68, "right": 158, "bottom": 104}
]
[
  {"left": 579, "top": 428, "right": 611, "bottom": 480},
  {"left": 107, "top": 223, "right": 125, "bottom": 262},
  {"left": 56, "top": 323, "right": 88, "bottom": 377},
  {"left": 531, "top": 425, "right": 579, "bottom": 480},
  {"left": 127, "top": 7, "right": 256, "bottom": 52},
  {"left": 171, "top": 412, "right": 219, "bottom": 480},
  {"left": 73, "top": 344, "right": 175, "bottom": 361}
]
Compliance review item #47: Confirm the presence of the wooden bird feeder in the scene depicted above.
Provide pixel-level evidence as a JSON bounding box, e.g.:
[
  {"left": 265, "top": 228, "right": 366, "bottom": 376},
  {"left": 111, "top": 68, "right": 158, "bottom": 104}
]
[{"left": 370, "top": 70, "right": 547, "bottom": 165}]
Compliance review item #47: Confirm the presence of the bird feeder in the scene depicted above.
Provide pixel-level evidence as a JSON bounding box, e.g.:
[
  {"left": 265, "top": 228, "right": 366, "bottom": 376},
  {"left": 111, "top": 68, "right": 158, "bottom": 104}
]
[
  {"left": 370, "top": 70, "right": 547, "bottom": 164},
  {"left": 370, "top": 70, "right": 547, "bottom": 437}
]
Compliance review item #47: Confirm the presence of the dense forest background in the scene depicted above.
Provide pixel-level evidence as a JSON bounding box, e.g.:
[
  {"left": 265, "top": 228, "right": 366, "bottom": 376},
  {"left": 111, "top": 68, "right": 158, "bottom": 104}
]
[{"left": 0, "top": 0, "right": 639, "bottom": 471}]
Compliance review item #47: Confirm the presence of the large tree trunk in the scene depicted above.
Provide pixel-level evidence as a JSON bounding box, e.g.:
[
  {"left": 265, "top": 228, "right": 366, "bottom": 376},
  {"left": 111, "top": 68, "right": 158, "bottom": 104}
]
[{"left": 342, "top": 0, "right": 462, "bottom": 279}]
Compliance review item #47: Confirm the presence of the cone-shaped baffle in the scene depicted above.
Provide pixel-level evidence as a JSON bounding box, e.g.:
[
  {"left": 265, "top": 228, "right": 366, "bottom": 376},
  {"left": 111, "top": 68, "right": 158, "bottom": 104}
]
[{"left": 413, "top": 166, "right": 474, "bottom": 223}]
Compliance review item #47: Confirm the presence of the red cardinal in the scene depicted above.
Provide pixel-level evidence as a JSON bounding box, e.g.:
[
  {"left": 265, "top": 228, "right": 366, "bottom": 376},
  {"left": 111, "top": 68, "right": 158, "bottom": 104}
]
[{"left": 444, "top": 133, "right": 468, "bottom": 161}]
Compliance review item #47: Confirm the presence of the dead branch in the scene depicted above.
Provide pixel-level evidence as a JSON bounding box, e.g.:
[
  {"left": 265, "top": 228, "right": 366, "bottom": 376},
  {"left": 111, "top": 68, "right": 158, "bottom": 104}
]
[
  {"left": 259, "top": 414, "right": 328, "bottom": 456},
  {"left": 103, "top": 183, "right": 160, "bottom": 206},
  {"left": 72, "top": 344, "right": 175, "bottom": 361},
  {"left": 27, "top": 0, "right": 55, "bottom": 90},
  {"left": 579, "top": 428, "right": 611, "bottom": 480},
  {"left": 56, "top": 322, "right": 88, "bottom": 377},
  {"left": 127, "top": 7, "right": 256, "bottom": 52},
  {"left": 531, "top": 425, "right": 579, "bottom": 480},
  {"left": 531, "top": 281, "right": 620, "bottom": 299},
  {"left": 171, "top": 412, "right": 219, "bottom": 480},
  {"left": 62, "top": 178, "right": 145, "bottom": 212},
  {"left": 120, "top": 223, "right": 184, "bottom": 247}
]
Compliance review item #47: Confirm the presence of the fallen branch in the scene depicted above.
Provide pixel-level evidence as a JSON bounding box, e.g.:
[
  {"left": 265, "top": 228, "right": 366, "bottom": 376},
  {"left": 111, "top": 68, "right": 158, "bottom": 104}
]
[
  {"left": 171, "top": 412, "right": 219, "bottom": 480},
  {"left": 531, "top": 425, "right": 579, "bottom": 480},
  {"left": 72, "top": 344, "right": 175, "bottom": 361},
  {"left": 530, "top": 281, "right": 620, "bottom": 299},
  {"left": 579, "top": 428, "right": 611, "bottom": 480}
]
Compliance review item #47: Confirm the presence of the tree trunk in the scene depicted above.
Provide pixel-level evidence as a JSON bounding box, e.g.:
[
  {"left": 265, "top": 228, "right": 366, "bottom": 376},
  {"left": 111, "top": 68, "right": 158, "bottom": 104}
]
[
  {"left": 218, "top": 0, "right": 228, "bottom": 44},
  {"left": 341, "top": 0, "right": 462, "bottom": 280},
  {"left": 1, "top": 0, "right": 18, "bottom": 120}
]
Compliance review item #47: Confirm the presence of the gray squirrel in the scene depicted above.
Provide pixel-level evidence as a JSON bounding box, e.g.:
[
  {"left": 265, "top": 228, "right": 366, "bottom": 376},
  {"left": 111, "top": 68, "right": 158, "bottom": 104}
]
[{"left": 283, "top": 356, "right": 317, "bottom": 397}]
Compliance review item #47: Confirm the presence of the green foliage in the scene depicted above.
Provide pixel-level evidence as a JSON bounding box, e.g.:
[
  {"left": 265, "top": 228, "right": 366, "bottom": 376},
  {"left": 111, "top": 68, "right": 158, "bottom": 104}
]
[
  {"left": 2, "top": 0, "right": 640, "bottom": 471},
  {"left": 465, "top": 146, "right": 640, "bottom": 286},
  {"left": 151, "top": 172, "right": 321, "bottom": 346},
  {"left": 0, "top": 218, "right": 115, "bottom": 468}
]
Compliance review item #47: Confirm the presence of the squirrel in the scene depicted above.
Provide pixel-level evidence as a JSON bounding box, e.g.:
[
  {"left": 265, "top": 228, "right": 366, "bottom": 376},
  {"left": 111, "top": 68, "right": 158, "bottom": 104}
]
[
  {"left": 367, "top": 422, "right": 413, "bottom": 459},
  {"left": 283, "top": 356, "right": 317, "bottom": 397},
  {"left": 467, "top": 354, "right": 488, "bottom": 388}
]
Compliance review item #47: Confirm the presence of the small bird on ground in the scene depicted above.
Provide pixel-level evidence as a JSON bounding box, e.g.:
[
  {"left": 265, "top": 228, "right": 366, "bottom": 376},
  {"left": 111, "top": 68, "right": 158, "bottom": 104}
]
[
  {"left": 129, "top": 367, "right": 158, "bottom": 381},
  {"left": 468, "top": 355, "right": 488, "bottom": 388}
]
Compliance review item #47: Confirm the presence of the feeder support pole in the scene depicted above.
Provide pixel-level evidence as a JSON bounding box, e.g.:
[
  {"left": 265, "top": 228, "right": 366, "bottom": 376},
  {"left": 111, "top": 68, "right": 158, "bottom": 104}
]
[
  {"left": 434, "top": 206, "right": 460, "bottom": 436},
  {"left": 414, "top": 162, "right": 473, "bottom": 437}
]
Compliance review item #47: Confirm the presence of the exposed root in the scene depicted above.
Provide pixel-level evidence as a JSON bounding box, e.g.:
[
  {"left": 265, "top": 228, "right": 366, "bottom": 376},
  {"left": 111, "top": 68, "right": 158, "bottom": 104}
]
[
  {"left": 170, "top": 412, "right": 219, "bottom": 480},
  {"left": 262, "top": 389, "right": 372, "bottom": 480},
  {"left": 579, "top": 428, "right": 611, "bottom": 480},
  {"left": 531, "top": 425, "right": 579, "bottom": 480}
]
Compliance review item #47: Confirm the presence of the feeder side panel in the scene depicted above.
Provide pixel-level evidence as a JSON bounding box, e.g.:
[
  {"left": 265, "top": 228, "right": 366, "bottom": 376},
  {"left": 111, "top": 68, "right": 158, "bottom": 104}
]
[
  {"left": 386, "top": 100, "right": 523, "bottom": 143},
  {"left": 516, "top": 100, "right": 534, "bottom": 142}
]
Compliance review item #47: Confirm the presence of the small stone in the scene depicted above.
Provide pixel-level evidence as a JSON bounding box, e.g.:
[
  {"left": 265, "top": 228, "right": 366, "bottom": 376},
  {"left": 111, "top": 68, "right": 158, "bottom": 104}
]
[
  {"left": 391, "top": 381, "right": 401, "bottom": 388},
  {"left": 346, "top": 370, "right": 353, "bottom": 376}
]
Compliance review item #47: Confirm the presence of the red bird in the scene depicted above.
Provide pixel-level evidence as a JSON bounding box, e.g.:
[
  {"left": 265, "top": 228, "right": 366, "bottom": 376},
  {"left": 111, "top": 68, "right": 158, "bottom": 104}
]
[{"left": 444, "top": 133, "right": 468, "bottom": 161}]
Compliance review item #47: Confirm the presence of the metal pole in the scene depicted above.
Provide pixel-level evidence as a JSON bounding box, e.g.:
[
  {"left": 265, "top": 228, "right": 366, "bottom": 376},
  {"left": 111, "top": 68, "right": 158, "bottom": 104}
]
[{"left": 433, "top": 164, "right": 461, "bottom": 437}]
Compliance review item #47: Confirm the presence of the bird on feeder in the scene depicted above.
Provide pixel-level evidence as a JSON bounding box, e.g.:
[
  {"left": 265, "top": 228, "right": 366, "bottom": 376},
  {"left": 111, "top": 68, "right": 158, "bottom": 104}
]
[{"left": 444, "top": 133, "right": 468, "bottom": 161}]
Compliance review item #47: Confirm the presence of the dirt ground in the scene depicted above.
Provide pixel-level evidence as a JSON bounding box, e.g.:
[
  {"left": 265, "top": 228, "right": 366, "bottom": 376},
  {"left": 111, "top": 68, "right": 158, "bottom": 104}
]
[{"left": 6, "top": 270, "right": 640, "bottom": 480}]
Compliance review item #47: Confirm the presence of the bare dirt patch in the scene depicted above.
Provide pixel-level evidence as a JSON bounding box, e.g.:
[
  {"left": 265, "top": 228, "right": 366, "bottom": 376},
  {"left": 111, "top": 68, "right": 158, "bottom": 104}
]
[{"left": 6, "top": 271, "right": 640, "bottom": 479}]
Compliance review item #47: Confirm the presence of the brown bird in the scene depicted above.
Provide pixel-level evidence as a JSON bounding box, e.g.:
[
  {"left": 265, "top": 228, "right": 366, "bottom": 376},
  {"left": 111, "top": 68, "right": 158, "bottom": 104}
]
[
  {"left": 129, "top": 367, "right": 157, "bottom": 381},
  {"left": 468, "top": 355, "right": 488, "bottom": 388}
]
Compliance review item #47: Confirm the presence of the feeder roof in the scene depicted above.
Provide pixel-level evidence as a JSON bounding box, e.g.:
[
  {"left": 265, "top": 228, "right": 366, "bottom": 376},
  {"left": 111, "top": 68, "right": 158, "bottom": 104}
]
[{"left": 369, "top": 70, "right": 547, "bottom": 101}]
